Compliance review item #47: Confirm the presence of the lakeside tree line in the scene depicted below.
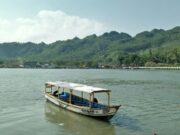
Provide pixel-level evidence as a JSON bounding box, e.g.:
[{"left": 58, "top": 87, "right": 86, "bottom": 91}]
[{"left": 0, "top": 27, "right": 180, "bottom": 68}]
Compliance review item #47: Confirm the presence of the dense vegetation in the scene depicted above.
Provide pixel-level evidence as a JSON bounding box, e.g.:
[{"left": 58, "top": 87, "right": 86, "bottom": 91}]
[{"left": 0, "top": 26, "right": 180, "bottom": 68}]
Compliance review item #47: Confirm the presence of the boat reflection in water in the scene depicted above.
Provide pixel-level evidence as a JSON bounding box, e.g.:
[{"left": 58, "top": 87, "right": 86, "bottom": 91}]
[{"left": 45, "top": 101, "right": 115, "bottom": 135}]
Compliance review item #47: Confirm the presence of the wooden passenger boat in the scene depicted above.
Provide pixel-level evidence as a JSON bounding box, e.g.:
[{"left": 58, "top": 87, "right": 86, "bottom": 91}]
[{"left": 44, "top": 81, "right": 120, "bottom": 120}]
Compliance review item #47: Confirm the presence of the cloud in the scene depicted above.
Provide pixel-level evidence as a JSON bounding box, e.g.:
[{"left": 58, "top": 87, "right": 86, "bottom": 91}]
[{"left": 0, "top": 10, "right": 107, "bottom": 43}]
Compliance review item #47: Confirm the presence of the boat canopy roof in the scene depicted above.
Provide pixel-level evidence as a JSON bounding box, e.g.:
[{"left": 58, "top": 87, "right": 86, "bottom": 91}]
[{"left": 45, "top": 81, "right": 111, "bottom": 93}]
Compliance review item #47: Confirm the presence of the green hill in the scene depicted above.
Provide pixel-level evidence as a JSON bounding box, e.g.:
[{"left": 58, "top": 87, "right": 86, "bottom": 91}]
[{"left": 0, "top": 26, "right": 180, "bottom": 68}]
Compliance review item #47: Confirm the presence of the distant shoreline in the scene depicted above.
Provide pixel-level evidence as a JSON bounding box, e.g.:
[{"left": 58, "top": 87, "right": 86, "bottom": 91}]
[
  {"left": 121, "top": 66, "right": 180, "bottom": 70},
  {"left": 1, "top": 66, "right": 180, "bottom": 70}
]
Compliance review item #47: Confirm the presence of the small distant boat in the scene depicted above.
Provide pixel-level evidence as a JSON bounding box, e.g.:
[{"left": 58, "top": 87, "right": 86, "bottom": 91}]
[{"left": 44, "top": 81, "right": 120, "bottom": 120}]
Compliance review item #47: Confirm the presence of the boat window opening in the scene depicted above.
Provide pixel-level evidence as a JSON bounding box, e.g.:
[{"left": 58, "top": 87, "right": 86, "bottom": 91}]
[
  {"left": 45, "top": 85, "right": 53, "bottom": 93},
  {"left": 45, "top": 88, "right": 51, "bottom": 93},
  {"left": 58, "top": 87, "right": 69, "bottom": 94},
  {"left": 93, "top": 92, "right": 110, "bottom": 106}
]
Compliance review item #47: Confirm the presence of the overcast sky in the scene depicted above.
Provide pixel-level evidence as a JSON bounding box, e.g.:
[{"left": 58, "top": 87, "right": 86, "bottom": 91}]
[{"left": 0, "top": 0, "right": 180, "bottom": 43}]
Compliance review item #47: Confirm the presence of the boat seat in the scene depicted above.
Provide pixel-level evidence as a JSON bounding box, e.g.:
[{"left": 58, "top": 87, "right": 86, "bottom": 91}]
[
  {"left": 59, "top": 92, "right": 69, "bottom": 101},
  {"left": 92, "top": 103, "right": 107, "bottom": 108}
]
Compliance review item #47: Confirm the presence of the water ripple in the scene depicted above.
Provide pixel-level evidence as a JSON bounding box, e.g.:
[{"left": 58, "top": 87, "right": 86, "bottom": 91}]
[
  {"left": 110, "top": 113, "right": 142, "bottom": 131},
  {"left": 85, "top": 79, "right": 162, "bottom": 86}
]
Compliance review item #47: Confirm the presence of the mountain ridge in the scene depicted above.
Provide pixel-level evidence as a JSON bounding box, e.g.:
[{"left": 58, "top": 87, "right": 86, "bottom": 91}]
[{"left": 0, "top": 26, "right": 180, "bottom": 67}]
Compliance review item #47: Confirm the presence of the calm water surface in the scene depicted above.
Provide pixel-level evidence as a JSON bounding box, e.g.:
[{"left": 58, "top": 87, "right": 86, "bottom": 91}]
[{"left": 0, "top": 69, "right": 180, "bottom": 135}]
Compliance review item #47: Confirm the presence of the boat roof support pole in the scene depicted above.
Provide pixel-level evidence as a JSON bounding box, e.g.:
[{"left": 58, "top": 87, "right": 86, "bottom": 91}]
[
  {"left": 92, "top": 93, "right": 94, "bottom": 103},
  {"left": 69, "top": 89, "right": 72, "bottom": 104},
  {"left": 107, "top": 92, "right": 110, "bottom": 106},
  {"left": 81, "top": 92, "right": 83, "bottom": 101},
  {"left": 44, "top": 85, "right": 47, "bottom": 93},
  {"left": 89, "top": 93, "right": 92, "bottom": 108}
]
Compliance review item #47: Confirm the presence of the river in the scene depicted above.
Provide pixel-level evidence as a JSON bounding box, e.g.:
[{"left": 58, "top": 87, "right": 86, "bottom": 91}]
[{"left": 0, "top": 69, "right": 179, "bottom": 135}]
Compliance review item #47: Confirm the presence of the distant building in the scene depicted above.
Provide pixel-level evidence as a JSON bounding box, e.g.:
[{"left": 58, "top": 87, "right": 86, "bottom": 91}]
[{"left": 39, "top": 63, "right": 56, "bottom": 68}]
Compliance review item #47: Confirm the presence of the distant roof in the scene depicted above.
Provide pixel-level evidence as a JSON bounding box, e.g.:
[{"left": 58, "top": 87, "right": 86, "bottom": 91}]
[{"left": 45, "top": 81, "right": 111, "bottom": 93}]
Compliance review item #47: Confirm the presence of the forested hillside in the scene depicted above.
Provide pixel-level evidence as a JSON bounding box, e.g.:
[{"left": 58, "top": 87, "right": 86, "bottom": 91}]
[{"left": 0, "top": 26, "right": 180, "bottom": 68}]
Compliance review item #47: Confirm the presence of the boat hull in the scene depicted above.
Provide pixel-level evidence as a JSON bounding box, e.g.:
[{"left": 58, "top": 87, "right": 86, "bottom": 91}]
[{"left": 45, "top": 93, "right": 120, "bottom": 120}]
